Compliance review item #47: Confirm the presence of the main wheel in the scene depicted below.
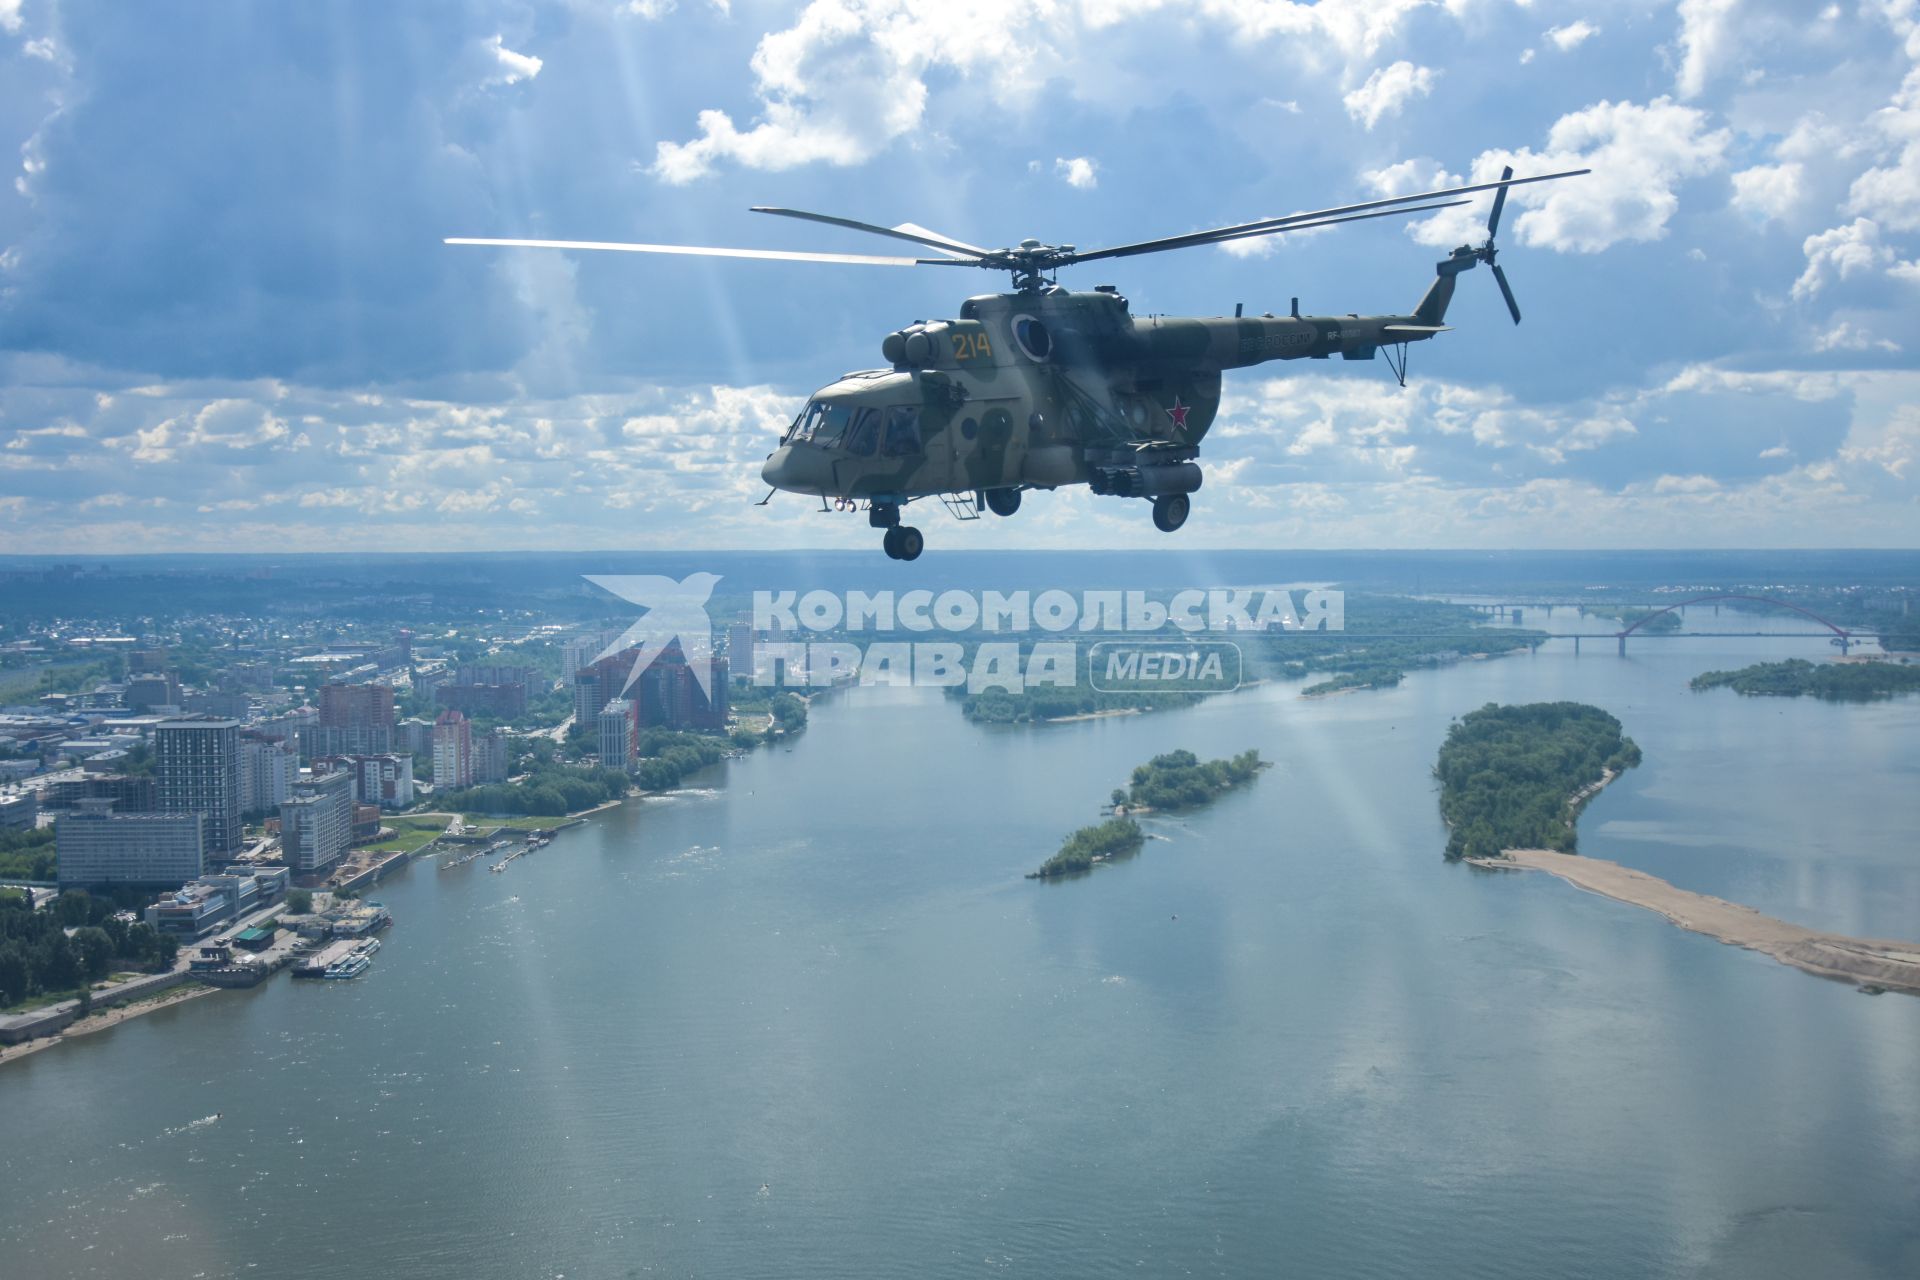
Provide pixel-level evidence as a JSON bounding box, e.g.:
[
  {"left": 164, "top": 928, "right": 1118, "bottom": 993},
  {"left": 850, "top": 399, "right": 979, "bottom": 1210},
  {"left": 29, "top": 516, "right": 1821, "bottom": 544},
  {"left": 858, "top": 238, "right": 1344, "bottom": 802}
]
[
  {"left": 894, "top": 526, "right": 924, "bottom": 560},
  {"left": 985, "top": 488, "right": 1022, "bottom": 517},
  {"left": 1151, "top": 493, "right": 1190, "bottom": 533}
]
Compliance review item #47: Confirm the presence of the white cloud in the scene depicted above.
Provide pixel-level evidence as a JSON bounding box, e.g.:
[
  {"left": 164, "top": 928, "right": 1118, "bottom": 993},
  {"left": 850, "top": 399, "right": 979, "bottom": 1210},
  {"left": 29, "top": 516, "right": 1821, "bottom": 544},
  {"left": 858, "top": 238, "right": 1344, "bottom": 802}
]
[
  {"left": 1845, "top": 66, "right": 1920, "bottom": 232},
  {"left": 1342, "top": 60, "right": 1436, "bottom": 130},
  {"left": 1054, "top": 156, "right": 1098, "bottom": 189},
  {"left": 1545, "top": 21, "right": 1598, "bottom": 52},
  {"left": 0, "top": 1, "right": 21, "bottom": 36},
  {"left": 1404, "top": 98, "right": 1731, "bottom": 253},
  {"left": 1676, "top": 0, "right": 1742, "bottom": 99},
  {"left": 1813, "top": 320, "right": 1900, "bottom": 352},
  {"left": 653, "top": 1, "right": 1442, "bottom": 181},
  {"left": 1729, "top": 162, "right": 1802, "bottom": 221},
  {"left": 481, "top": 34, "right": 542, "bottom": 87},
  {"left": 1653, "top": 473, "right": 1720, "bottom": 494},
  {"left": 1792, "top": 218, "right": 1893, "bottom": 299}
]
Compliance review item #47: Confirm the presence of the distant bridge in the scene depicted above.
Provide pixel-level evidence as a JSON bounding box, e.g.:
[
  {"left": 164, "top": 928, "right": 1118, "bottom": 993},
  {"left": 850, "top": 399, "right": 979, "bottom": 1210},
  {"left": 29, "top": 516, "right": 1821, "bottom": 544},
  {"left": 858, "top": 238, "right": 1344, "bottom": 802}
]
[{"left": 1447, "top": 592, "right": 1868, "bottom": 654}]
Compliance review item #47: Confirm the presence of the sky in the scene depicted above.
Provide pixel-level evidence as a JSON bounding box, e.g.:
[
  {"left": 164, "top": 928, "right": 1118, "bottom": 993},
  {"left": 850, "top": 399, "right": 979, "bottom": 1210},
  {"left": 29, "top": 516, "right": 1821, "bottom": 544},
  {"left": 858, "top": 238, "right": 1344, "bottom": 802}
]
[{"left": 1, "top": 0, "right": 1918, "bottom": 553}]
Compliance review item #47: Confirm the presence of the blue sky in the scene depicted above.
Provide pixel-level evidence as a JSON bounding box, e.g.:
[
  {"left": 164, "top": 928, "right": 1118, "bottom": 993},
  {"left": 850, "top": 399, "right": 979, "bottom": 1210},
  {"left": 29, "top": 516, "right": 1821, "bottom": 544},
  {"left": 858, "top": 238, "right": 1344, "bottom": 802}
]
[{"left": 1, "top": 0, "right": 1917, "bottom": 552}]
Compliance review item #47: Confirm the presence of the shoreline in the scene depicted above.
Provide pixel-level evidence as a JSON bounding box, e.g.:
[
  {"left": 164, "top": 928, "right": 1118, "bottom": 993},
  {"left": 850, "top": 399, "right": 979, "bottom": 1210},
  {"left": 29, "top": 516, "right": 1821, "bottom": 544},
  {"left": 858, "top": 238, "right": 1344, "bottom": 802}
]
[
  {"left": 1471, "top": 848, "right": 1920, "bottom": 995},
  {"left": 0, "top": 983, "right": 219, "bottom": 1067}
]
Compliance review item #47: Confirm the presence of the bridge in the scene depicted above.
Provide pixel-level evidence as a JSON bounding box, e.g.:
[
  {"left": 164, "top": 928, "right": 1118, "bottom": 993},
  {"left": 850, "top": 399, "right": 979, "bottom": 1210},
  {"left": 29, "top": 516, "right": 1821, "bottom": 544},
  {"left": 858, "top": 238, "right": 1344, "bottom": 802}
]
[{"left": 1446, "top": 592, "right": 1868, "bottom": 655}]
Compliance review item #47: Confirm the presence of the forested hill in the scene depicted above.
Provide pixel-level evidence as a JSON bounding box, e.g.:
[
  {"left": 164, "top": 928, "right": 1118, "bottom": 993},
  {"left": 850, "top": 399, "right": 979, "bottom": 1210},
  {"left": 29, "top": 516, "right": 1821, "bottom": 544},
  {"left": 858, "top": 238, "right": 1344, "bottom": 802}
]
[{"left": 1436, "top": 703, "right": 1641, "bottom": 861}]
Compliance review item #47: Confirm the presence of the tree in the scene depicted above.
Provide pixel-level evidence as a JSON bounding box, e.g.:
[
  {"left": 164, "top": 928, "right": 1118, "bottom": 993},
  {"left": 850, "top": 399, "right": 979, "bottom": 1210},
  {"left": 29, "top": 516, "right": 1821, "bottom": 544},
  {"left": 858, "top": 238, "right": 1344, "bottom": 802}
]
[
  {"left": 71, "top": 927, "right": 115, "bottom": 983},
  {"left": 0, "top": 944, "right": 28, "bottom": 1006},
  {"left": 52, "top": 890, "right": 93, "bottom": 928},
  {"left": 286, "top": 888, "right": 313, "bottom": 914}
]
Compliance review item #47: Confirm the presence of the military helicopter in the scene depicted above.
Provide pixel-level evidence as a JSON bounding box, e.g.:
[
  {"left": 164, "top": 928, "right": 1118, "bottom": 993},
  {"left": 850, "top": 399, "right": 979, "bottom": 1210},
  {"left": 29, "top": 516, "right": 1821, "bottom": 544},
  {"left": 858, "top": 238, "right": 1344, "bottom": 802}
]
[{"left": 450, "top": 165, "right": 1586, "bottom": 559}]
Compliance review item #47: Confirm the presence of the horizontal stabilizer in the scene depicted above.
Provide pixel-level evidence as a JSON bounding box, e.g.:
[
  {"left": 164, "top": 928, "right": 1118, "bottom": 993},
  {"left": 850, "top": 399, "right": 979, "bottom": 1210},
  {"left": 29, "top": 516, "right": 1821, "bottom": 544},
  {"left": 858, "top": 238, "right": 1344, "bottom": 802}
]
[{"left": 1383, "top": 324, "right": 1452, "bottom": 334}]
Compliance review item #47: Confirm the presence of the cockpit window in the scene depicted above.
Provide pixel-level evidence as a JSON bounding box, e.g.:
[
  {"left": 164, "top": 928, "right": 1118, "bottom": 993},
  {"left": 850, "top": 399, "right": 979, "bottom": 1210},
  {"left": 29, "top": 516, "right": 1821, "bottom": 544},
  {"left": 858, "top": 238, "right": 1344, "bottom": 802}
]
[
  {"left": 844, "top": 407, "right": 879, "bottom": 456},
  {"left": 883, "top": 406, "right": 921, "bottom": 457},
  {"left": 786, "top": 401, "right": 856, "bottom": 447},
  {"left": 812, "top": 402, "right": 853, "bottom": 448},
  {"left": 783, "top": 403, "right": 821, "bottom": 445}
]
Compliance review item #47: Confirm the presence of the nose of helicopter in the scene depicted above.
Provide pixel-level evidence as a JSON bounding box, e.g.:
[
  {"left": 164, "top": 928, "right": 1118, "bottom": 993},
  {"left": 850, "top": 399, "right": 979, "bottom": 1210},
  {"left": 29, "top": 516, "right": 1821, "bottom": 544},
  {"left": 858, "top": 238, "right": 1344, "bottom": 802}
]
[{"left": 761, "top": 444, "right": 830, "bottom": 496}]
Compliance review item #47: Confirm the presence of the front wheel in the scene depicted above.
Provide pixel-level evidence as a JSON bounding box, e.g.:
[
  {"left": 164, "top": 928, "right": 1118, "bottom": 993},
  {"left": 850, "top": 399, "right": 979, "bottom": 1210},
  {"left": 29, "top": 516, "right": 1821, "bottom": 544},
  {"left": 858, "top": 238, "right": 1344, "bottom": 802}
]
[
  {"left": 894, "top": 526, "right": 924, "bottom": 560},
  {"left": 1151, "top": 493, "right": 1190, "bottom": 533}
]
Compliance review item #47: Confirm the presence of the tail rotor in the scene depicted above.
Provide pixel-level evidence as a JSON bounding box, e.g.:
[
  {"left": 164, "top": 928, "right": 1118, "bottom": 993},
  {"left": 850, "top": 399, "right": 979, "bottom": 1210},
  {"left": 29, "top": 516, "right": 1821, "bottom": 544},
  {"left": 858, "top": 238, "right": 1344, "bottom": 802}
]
[{"left": 1480, "top": 166, "right": 1522, "bottom": 324}]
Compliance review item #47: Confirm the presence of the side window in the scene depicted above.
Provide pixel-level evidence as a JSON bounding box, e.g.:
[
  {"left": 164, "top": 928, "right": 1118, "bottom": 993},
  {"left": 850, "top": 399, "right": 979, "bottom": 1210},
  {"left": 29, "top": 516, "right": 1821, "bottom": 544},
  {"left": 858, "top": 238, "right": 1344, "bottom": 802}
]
[
  {"left": 814, "top": 402, "right": 853, "bottom": 448},
  {"left": 883, "top": 406, "right": 922, "bottom": 457},
  {"left": 844, "top": 407, "right": 879, "bottom": 456}
]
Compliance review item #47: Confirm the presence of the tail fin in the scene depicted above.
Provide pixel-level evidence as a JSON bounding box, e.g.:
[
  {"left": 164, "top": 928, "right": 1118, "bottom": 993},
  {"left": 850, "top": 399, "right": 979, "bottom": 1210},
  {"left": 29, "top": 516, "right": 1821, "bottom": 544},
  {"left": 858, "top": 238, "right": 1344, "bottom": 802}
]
[{"left": 1413, "top": 269, "right": 1458, "bottom": 325}]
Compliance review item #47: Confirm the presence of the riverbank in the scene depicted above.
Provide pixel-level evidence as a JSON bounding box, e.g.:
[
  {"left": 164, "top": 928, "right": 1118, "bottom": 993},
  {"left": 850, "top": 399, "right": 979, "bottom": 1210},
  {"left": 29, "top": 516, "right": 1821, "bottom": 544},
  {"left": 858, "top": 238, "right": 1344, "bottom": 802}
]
[
  {"left": 0, "top": 983, "right": 218, "bottom": 1066},
  {"left": 1472, "top": 848, "right": 1920, "bottom": 995}
]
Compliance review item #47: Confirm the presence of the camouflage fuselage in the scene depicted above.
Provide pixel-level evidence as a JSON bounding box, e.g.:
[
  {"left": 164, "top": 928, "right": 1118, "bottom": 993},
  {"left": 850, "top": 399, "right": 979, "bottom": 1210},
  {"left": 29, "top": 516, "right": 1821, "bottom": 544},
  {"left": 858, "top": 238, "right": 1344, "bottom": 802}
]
[{"left": 759, "top": 285, "right": 1442, "bottom": 502}]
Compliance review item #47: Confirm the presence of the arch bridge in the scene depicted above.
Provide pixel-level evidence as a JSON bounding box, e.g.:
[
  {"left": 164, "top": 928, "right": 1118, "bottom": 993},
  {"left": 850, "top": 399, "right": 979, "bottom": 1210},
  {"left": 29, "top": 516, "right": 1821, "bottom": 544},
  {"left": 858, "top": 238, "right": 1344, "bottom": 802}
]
[{"left": 1614, "top": 593, "right": 1853, "bottom": 655}]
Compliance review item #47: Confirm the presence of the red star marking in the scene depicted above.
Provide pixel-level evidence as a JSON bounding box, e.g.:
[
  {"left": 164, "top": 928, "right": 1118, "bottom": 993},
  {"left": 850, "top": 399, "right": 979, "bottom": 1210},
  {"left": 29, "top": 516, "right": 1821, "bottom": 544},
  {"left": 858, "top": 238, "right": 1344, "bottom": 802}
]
[{"left": 1165, "top": 397, "right": 1191, "bottom": 430}]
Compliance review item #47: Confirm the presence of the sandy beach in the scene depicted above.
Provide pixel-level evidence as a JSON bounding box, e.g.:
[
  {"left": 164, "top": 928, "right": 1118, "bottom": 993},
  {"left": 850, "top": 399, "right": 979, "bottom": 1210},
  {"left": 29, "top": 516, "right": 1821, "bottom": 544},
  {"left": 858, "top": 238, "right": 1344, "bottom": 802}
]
[
  {"left": 0, "top": 983, "right": 218, "bottom": 1067},
  {"left": 1474, "top": 848, "right": 1920, "bottom": 995}
]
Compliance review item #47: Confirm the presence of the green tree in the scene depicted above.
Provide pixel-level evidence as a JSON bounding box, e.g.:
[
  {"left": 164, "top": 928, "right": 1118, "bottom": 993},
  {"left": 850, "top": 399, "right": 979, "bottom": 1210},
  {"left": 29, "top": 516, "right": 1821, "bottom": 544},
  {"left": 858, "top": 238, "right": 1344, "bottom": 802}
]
[{"left": 71, "top": 926, "right": 115, "bottom": 983}]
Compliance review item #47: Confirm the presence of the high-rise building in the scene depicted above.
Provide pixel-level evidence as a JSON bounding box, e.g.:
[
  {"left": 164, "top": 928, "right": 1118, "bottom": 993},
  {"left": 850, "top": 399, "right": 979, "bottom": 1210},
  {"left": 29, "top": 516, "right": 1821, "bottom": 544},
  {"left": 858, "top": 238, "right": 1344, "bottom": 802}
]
[
  {"left": 433, "top": 709, "right": 473, "bottom": 789},
  {"left": 637, "top": 653, "right": 730, "bottom": 731},
  {"left": 42, "top": 773, "right": 157, "bottom": 814},
  {"left": 473, "top": 730, "right": 510, "bottom": 785},
  {"left": 598, "top": 699, "right": 637, "bottom": 770},
  {"left": 561, "top": 640, "right": 596, "bottom": 682},
  {"left": 186, "top": 689, "right": 251, "bottom": 719},
  {"left": 314, "top": 682, "right": 396, "bottom": 755},
  {"left": 727, "top": 623, "right": 755, "bottom": 684},
  {"left": 435, "top": 683, "right": 527, "bottom": 717},
  {"left": 279, "top": 768, "right": 353, "bottom": 876},
  {"left": 156, "top": 717, "right": 243, "bottom": 858},
  {"left": 57, "top": 799, "right": 205, "bottom": 887},
  {"left": 456, "top": 663, "right": 538, "bottom": 688},
  {"left": 575, "top": 645, "right": 727, "bottom": 734},
  {"left": 571, "top": 653, "right": 632, "bottom": 732},
  {"left": 127, "top": 647, "right": 170, "bottom": 674},
  {"left": 125, "top": 672, "right": 183, "bottom": 713},
  {"left": 344, "top": 754, "right": 415, "bottom": 808},
  {"left": 240, "top": 735, "right": 298, "bottom": 814}
]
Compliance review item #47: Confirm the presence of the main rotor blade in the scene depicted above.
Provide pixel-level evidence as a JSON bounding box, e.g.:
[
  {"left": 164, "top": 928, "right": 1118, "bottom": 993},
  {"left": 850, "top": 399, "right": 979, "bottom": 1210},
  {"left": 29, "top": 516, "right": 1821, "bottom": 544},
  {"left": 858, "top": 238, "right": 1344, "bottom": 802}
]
[
  {"left": 444, "top": 237, "right": 928, "bottom": 267},
  {"left": 1068, "top": 167, "right": 1589, "bottom": 266},
  {"left": 1486, "top": 165, "right": 1513, "bottom": 238},
  {"left": 1178, "top": 199, "right": 1472, "bottom": 255},
  {"left": 749, "top": 207, "right": 989, "bottom": 258},
  {"left": 1490, "top": 262, "right": 1522, "bottom": 324}
]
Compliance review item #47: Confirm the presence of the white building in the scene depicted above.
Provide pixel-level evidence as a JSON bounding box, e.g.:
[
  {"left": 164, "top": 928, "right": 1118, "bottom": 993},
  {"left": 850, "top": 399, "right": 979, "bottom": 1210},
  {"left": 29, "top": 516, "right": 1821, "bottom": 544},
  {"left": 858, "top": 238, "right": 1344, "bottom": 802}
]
[
  {"left": 241, "top": 736, "right": 298, "bottom": 814},
  {"left": 57, "top": 799, "right": 206, "bottom": 887},
  {"left": 279, "top": 768, "right": 353, "bottom": 876},
  {"left": 598, "top": 699, "right": 636, "bottom": 771}
]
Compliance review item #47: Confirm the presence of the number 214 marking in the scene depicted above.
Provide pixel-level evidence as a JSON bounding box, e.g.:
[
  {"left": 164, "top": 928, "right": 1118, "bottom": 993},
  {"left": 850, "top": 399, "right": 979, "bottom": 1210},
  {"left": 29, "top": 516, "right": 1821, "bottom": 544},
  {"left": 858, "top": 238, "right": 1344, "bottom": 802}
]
[{"left": 951, "top": 331, "right": 993, "bottom": 361}]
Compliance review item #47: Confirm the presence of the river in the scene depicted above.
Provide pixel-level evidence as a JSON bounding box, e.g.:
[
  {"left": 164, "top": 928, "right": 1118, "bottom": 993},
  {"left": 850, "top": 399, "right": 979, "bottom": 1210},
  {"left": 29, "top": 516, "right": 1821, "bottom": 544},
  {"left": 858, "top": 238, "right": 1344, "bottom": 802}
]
[{"left": 3, "top": 631, "right": 1917, "bottom": 1278}]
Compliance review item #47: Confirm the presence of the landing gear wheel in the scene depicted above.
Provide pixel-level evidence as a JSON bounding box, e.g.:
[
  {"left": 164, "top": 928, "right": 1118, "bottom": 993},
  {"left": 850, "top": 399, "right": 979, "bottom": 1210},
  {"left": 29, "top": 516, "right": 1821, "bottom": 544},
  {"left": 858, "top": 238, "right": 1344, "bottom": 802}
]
[
  {"left": 894, "top": 526, "right": 924, "bottom": 561},
  {"left": 882, "top": 527, "right": 903, "bottom": 559},
  {"left": 985, "top": 488, "right": 1022, "bottom": 517},
  {"left": 1151, "top": 493, "right": 1190, "bottom": 533}
]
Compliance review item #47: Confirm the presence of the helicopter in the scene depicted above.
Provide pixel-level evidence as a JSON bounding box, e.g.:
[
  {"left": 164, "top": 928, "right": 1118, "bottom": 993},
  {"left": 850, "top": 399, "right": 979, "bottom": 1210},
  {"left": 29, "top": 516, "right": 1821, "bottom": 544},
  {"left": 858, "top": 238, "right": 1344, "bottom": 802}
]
[{"left": 449, "top": 165, "right": 1586, "bottom": 560}]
